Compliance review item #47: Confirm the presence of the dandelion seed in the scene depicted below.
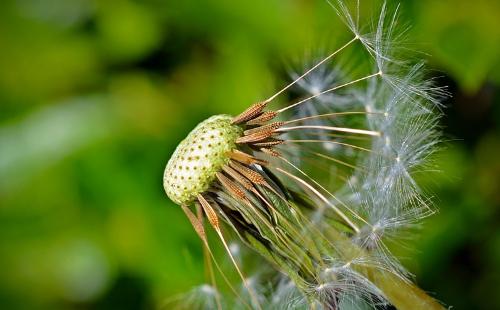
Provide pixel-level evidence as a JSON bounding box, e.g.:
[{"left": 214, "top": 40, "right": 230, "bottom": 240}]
[{"left": 163, "top": 1, "right": 446, "bottom": 309}]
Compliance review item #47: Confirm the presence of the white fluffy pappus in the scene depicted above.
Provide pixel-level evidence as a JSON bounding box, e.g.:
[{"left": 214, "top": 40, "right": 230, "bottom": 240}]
[{"left": 166, "top": 1, "right": 447, "bottom": 309}]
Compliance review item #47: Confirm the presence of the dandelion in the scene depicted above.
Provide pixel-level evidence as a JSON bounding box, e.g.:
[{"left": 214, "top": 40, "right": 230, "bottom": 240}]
[{"left": 163, "top": 1, "right": 446, "bottom": 309}]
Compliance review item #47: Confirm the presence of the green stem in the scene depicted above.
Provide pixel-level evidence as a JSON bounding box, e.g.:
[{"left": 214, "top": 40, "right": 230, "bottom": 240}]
[
  {"left": 326, "top": 229, "right": 444, "bottom": 310},
  {"left": 369, "top": 270, "right": 444, "bottom": 310}
]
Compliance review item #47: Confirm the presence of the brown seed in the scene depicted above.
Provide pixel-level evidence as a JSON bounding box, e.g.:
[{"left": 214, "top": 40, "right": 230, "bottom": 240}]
[
  {"left": 229, "top": 150, "right": 268, "bottom": 166},
  {"left": 246, "top": 111, "right": 278, "bottom": 125},
  {"left": 236, "top": 130, "right": 276, "bottom": 144},
  {"left": 197, "top": 194, "right": 219, "bottom": 228},
  {"left": 231, "top": 102, "right": 267, "bottom": 125},
  {"left": 222, "top": 165, "right": 254, "bottom": 190},
  {"left": 229, "top": 160, "right": 266, "bottom": 185},
  {"left": 216, "top": 172, "right": 247, "bottom": 201},
  {"left": 252, "top": 139, "right": 284, "bottom": 147},
  {"left": 180, "top": 204, "right": 207, "bottom": 241},
  {"left": 260, "top": 147, "right": 281, "bottom": 157},
  {"left": 243, "top": 121, "right": 284, "bottom": 136}
]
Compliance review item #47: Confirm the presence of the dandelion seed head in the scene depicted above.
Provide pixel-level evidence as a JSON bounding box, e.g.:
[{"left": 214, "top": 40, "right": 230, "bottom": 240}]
[
  {"left": 163, "top": 114, "right": 242, "bottom": 205},
  {"left": 163, "top": 1, "right": 445, "bottom": 308}
]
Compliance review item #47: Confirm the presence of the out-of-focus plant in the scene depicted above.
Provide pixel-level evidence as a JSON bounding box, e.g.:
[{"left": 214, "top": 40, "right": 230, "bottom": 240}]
[{"left": 411, "top": 0, "right": 500, "bottom": 93}]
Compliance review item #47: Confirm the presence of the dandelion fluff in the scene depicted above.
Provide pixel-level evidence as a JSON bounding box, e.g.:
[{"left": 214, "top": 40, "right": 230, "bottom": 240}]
[{"left": 163, "top": 1, "right": 445, "bottom": 309}]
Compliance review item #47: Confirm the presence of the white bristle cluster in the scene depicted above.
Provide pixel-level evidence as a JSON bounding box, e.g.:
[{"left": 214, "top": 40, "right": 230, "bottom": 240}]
[
  {"left": 275, "top": 1, "right": 445, "bottom": 307},
  {"left": 167, "top": 1, "right": 446, "bottom": 309},
  {"left": 163, "top": 115, "right": 242, "bottom": 205}
]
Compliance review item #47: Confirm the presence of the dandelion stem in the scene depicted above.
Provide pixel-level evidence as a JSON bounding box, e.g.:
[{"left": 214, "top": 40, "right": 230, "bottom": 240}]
[
  {"left": 324, "top": 226, "right": 445, "bottom": 310},
  {"left": 371, "top": 271, "right": 445, "bottom": 310}
]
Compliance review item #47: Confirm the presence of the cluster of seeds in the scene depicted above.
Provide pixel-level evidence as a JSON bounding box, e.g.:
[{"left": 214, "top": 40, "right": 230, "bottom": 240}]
[
  {"left": 162, "top": 1, "right": 445, "bottom": 307},
  {"left": 163, "top": 115, "right": 243, "bottom": 205}
]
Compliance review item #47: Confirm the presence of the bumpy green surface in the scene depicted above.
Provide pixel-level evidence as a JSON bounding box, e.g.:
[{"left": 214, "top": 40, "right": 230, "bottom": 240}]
[{"left": 163, "top": 115, "right": 242, "bottom": 205}]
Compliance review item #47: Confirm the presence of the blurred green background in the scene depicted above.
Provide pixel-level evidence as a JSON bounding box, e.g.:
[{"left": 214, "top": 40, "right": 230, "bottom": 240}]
[{"left": 0, "top": 0, "right": 499, "bottom": 309}]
